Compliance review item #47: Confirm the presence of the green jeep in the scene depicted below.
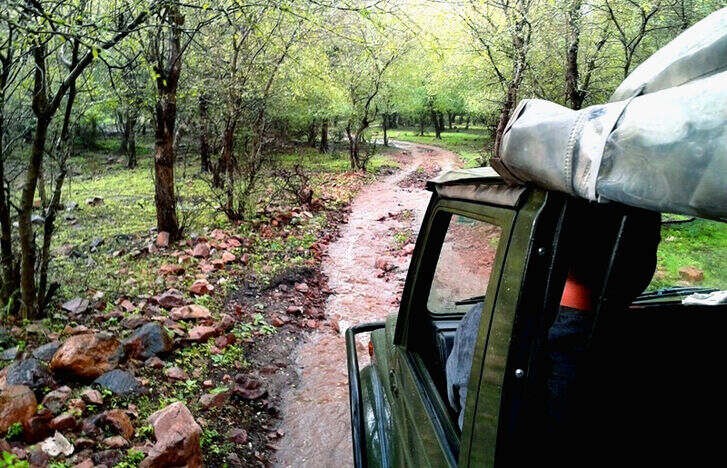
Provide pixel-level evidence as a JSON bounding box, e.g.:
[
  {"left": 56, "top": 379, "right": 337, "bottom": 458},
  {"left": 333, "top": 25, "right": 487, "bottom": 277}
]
[{"left": 346, "top": 168, "right": 726, "bottom": 467}]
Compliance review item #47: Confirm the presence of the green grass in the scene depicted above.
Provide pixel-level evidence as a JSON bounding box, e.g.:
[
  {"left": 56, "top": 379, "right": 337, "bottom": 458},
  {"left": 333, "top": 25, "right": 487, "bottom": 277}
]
[
  {"left": 278, "top": 145, "right": 399, "bottom": 173},
  {"left": 47, "top": 137, "right": 396, "bottom": 309},
  {"left": 649, "top": 218, "right": 727, "bottom": 290},
  {"left": 370, "top": 126, "right": 491, "bottom": 168}
]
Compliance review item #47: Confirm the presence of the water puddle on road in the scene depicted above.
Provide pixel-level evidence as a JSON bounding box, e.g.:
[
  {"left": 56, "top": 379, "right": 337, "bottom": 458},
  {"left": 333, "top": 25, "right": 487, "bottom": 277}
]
[{"left": 274, "top": 143, "right": 458, "bottom": 467}]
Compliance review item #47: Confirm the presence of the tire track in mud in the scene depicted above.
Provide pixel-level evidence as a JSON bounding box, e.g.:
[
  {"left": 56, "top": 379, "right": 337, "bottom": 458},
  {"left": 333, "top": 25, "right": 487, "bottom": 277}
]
[{"left": 275, "top": 142, "right": 459, "bottom": 467}]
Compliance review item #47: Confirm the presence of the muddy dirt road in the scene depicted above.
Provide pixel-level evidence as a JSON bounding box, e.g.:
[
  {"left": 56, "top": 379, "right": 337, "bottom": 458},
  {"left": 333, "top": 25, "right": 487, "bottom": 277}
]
[{"left": 275, "top": 142, "right": 460, "bottom": 467}]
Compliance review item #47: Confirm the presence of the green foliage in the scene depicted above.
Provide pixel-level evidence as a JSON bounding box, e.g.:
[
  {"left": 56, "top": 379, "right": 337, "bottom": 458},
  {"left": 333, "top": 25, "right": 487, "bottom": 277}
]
[
  {"left": 115, "top": 449, "right": 146, "bottom": 468},
  {"left": 2, "top": 452, "right": 29, "bottom": 468},
  {"left": 4, "top": 422, "right": 23, "bottom": 440}
]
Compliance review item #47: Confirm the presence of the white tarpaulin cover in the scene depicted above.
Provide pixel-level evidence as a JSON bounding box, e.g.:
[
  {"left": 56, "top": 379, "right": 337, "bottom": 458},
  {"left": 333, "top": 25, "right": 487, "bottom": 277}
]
[{"left": 494, "top": 8, "right": 727, "bottom": 220}]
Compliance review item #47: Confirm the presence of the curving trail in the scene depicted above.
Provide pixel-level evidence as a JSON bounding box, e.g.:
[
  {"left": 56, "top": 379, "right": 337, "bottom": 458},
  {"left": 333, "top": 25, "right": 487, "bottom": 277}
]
[{"left": 275, "top": 142, "right": 460, "bottom": 467}]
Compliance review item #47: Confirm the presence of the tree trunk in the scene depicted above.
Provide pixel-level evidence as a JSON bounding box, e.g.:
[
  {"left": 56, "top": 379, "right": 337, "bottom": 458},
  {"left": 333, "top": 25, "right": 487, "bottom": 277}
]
[
  {"left": 126, "top": 114, "right": 138, "bottom": 168},
  {"left": 447, "top": 111, "right": 454, "bottom": 129},
  {"left": 419, "top": 114, "right": 425, "bottom": 136},
  {"left": 382, "top": 114, "right": 389, "bottom": 147},
  {"left": 307, "top": 121, "right": 317, "bottom": 147},
  {"left": 199, "top": 95, "right": 210, "bottom": 173},
  {"left": 565, "top": 0, "right": 585, "bottom": 110},
  {"left": 0, "top": 100, "right": 17, "bottom": 307},
  {"left": 152, "top": 5, "right": 183, "bottom": 239},
  {"left": 18, "top": 115, "right": 50, "bottom": 318},
  {"left": 465, "top": 115, "right": 470, "bottom": 129},
  {"left": 431, "top": 109, "right": 442, "bottom": 139},
  {"left": 319, "top": 120, "right": 328, "bottom": 153},
  {"left": 346, "top": 122, "right": 357, "bottom": 170},
  {"left": 119, "top": 112, "right": 130, "bottom": 155}
]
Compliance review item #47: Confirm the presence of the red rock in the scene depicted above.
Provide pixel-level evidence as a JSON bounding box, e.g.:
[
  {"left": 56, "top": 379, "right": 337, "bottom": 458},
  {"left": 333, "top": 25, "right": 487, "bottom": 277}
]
[
  {"left": 217, "top": 314, "right": 235, "bottom": 331},
  {"left": 165, "top": 366, "right": 188, "bottom": 381},
  {"left": 294, "top": 282, "right": 309, "bottom": 293},
  {"left": 50, "top": 413, "right": 78, "bottom": 432},
  {"left": 103, "top": 409, "right": 135, "bottom": 439},
  {"left": 403, "top": 243, "right": 415, "bottom": 255},
  {"left": 80, "top": 388, "right": 103, "bottom": 405},
  {"left": 74, "top": 459, "right": 94, "bottom": 468},
  {"left": 22, "top": 408, "right": 54, "bottom": 443},
  {"left": 240, "top": 253, "right": 250, "bottom": 265},
  {"left": 187, "top": 325, "right": 217, "bottom": 342},
  {"left": 140, "top": 402, "right": 202, "bottom": 468},
  {"left": 199, "top": 391, "right": 230, "bottom": 410},
  {"left": 233, "top": 375, "right": 266, "bottom": 400},
  {"left": 67, "top": 398, "right": 86, "bottom": 414},
  {"left": 155, "top": 231, "right": 170, "bottom": 248},
  {"left": 375, "top": 257, "right": 394, "bottom": 272},
  {"left": 202, "top": 380, "right": 213, "bottom": 388},
  {"left": 679, "top": 266, "right": 704, "bottom": 283},
  {"left": 226, "top": 428, "right": 248, "bottom": 444},
  {"left": 153, "top": 288, "right": 187, "bottom": 309},
  {"left": 211, "top": 259, "right": 225, "bottom": 269},
  {"left": 119, "top": 299, "right": 136, "bottom": 312},
  {"left": 227, "top": 237, "right": 242, "bottom": 248},
  {"left": 41, "top": 385, "right": 72, "bottom": 414},
  {"left": 50, "top": 333, "right": 121, "bottom": 379},
  {"left": 158, "top": 263, "right": 185, "bottom": 276},
  {"left": 286, "top": 305, "right": 303, "bottom": 314},
  {"left": 192, "top": 242, "right": 210, "bottom": 258},
  {"left": 169, "top": 304, "right": 212, "bottom": 320},
  {"left": 221, "top": 252, "right": 236, "bottom": 263},
  {"left": 189, "top": 279, "right": 214, "bottom": 296},
  {"left": 145, "top": 356, "right": 165, "bottom": 369},
  {"left": 0, "top": 385, "right": 37, "bottom": 434},
  {"left": 104, "top": 435, "right": 129, "bottom": 448},
  {"left": 271, "top": 316, "right": 284, "bottom": 327},
  {"left": 61, "top": 297, "right": 90, "bottom": 314},
  {"left": 199, "top": 261, "right": 215, "bottom": 273}
]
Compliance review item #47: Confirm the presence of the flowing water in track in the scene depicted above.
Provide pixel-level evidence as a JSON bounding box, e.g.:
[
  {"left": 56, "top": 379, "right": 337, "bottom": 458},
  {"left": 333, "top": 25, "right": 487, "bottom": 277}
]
[{"left": 275, "top": 142, "right": 459, "bottom": 467}]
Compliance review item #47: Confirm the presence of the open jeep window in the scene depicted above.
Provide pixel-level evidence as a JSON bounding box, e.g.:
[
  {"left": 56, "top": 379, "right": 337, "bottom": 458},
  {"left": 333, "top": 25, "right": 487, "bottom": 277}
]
[{"left": 427, "top": 215, "right": 502, "bottom": 315}]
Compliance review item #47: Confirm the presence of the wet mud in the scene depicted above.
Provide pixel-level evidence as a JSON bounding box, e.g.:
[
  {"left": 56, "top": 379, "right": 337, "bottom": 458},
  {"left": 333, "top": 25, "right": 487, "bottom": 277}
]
[{"left": 275, "top": 142, "right": 459, "bottom": 467}]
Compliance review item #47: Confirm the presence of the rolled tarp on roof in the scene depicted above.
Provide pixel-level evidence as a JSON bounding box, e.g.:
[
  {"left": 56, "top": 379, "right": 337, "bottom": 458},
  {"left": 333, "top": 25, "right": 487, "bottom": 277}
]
[{"left": 494, "top": 7, "right": 727, "bottom": 220}]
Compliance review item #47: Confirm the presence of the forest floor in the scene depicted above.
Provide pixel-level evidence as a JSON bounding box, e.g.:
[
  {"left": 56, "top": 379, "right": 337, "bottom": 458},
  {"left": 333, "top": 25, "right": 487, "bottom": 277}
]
[{"left": 0, "top": 141, "right": 403, "bottom": 467}]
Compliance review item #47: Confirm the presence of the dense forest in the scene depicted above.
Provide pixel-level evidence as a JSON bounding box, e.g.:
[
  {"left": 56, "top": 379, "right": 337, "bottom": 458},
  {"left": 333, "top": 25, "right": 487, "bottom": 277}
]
[{"left": 0, "top": 1, "right": 724, "bottom": 466}]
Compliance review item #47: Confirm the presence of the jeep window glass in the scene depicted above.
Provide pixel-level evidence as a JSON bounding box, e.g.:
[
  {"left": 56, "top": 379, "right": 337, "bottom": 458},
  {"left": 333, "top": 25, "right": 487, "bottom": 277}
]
[
  {"left": 647, "top": 217, "right": 726, "bottom": 292},
  {"left": 427, "top": 215, "right": 502, "bottom": 315}
]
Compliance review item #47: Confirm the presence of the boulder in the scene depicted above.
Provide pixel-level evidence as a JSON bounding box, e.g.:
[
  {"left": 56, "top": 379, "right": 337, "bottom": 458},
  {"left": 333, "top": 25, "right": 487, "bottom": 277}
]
[
  {"left": 192, "top": 242, "right": 210, "bottom": 258},
  {"left": 164, "top": 366, "right": 188, "bottom": 381},
  {"left": 100, "top": 409, "right": 135, "bottom": 439},
  {"left": 221, "top": 251, "right": 236, "bottom": 264},
  {"left": 1, "top": 346, "right": 20, "bottom": 361},
  {"left": 40, "top": 431, "right": 74, "bottom": 457},
  {"left": 61, "top": 297, "right": 90, "bottom": 314},
  {"left": 226, "top": 428, "right": 248, "bottom": 445},
  {"left": 50, "top": 333, "right": 121, "bottom": 379},
  {"left": 158, "top": 264, "right": 185, "bottom": 276},
  {"left": 5, "top": 358, "right": 55, "bottom": 394},
  {"left": 679, "top": 266, "right": 704, "bottom": 283},
  {"left": 170, "top": 304, "right": 211, "bottom": 321},
  {"left": 199, "top": 391, "right": 230, "bottom": 410},
  {"left": 187, "top": 325, "right": 217, "bottom": 342},
  {"left": 140, "top": 402, "right": 202, "bottom": 468},
  {"left": 93, "top": 370, "right": 144, "bottom": 396},
  {"left": 23, "top": 408, "right": 54, "bottom": 443},
  {"left": 41, "top": 385, "right": 72, "bottom": 414},
  {"left": 104, "top": 435, "right": 129, "bottom": 448},
  {"left": 123, "top": 323, "right": 173, "bottom": 360},
  {"left": 32, "top": 342, "right": 61, "bottom": 362},
  {"left": 0, "top": 385, "right": 37, "bottom": 434},
  {"left": 155, "top": 231, "right": 170, "bottom": 248},
  {"left": 189, "top": 279, "right": 214, "bottom": 296},
  {"left": 80, "top": 388, "right": 103, "bottom": 405},
  {"left": 154, "top": 289, "right": 187, "bottom": 309},
  {"left": 92, "top": 450, "right": 123, "bottom": 466},
  {"left": 49, "top": 413, "right": 78, "bottom": 432}
]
